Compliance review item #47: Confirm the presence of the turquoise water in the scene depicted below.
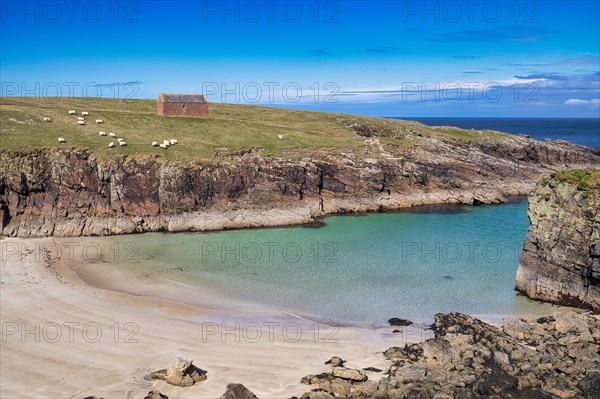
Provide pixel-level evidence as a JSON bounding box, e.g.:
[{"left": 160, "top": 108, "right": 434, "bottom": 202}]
[{"left": 115, "top": 197, "right": 555, "bottom": 325}]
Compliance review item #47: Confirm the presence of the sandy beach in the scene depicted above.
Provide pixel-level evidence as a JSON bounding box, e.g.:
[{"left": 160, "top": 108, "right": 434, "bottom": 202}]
[{"left": 1, "top": 237, "right": 418, "bottom": 399}]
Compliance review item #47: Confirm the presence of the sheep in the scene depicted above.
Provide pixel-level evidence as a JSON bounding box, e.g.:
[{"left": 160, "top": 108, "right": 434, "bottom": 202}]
[
  {"left": 277, "top": 134, "right": 285, "bottom": 140},
  {"left": 68, "top": 110, "right": 76, "bottom": 115},
  {"left": 77, "top": 117, "right": 85, "bottom": 121},
  {"left": 77, "top": 120, "right": 85, "bottom": 125},
  {"left": 169, "top": 139, "right": 178, "bottom": 145},
  {"left": 82, "top": 111, "right": 89, "bottom": 116},
  {"left": 163, "top": 140, "right": 170, "bottom": 147},
  {"left": 108, "top": 142, "right": 115, "bottom": 148},
  {"left": 99, "top": 131, "right": 107, "bottom": 136},
  {"left": 109, "top": 132, "right": 116, "bottom": 137},
  {"left": 58, "top": 137, "right": 66, "bottom": 143},
  {"left": 95, "top": 119, "right": 103, "bottom": 124},
  {"left": 152, "top": 141, "right": 159, "bottom": 147},
  {"left": 117, "top": 138, "right": 124, "bottom": 143},
  {"left": 159, "top": 143, "right": 167, "bottom": 149},
  {"left": 43, "top": 117, "right": 52, "bottom": 122},
  {"left": 119, "top": 141, "right": 127, "bottom": 146}
]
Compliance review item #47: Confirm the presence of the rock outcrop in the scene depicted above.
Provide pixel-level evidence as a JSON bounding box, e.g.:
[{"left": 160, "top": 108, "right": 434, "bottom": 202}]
[
  {"left": 517, "top": 169, "right": 600, "bottom": 310},
  {"left": 219, "top": 383, "right": 259, "bottom": 399},
  {"left": 146, "top": 355, "right": 207, "bottom": 387},
  {"left": 1, "top": 133, "right": 599, "bottom": 237},
  {"left": 300, "top": 311, "right": 600, "bottom": 398}
]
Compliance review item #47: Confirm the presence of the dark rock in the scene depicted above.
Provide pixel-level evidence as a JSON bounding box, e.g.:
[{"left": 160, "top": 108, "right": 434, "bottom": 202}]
[
  {"left": 476, "top": 368, "right": 518, "bottom": 395},
  {"left": 144, "top": 391, "right": 168, "bottom": 399},
  {"left": 537, "top": 316, "right": 556, "bottom": 324},
  {"left": 324, "top": 356, "right": 345, "bottom": 367},
  {"left": 219, "top": 383, "right": 259, "bottom": 399},
  {"left": 388, "top": 318, "right": 413, "bottom": 327},
  {"left": 578, "top": 373, "right": 600, "bottom": 398}
]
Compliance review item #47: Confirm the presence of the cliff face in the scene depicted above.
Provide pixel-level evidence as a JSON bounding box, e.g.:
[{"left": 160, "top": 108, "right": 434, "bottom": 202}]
[
  {"left": 1, "top": 135, "right": 599, "bottom": 238},
  {"left": 517, "top": 170, "right": 600, "bottom": 310}
]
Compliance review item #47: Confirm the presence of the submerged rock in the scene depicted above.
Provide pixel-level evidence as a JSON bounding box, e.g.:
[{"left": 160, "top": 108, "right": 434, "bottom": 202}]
[{"left": 388, "top": 317, "right": 414, "bottom": 327}]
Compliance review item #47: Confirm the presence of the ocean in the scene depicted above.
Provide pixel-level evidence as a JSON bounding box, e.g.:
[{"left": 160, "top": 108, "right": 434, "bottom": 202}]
[{"left": 79, "top": 118, "right": 596, "bottom": 326}]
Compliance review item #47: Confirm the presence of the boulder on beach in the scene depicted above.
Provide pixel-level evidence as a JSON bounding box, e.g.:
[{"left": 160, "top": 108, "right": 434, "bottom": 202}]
[
  {"left": 219, "top": 383, "right": 259, "bottom": 399},
  {"left": 146, "top": 355, "right": 207, "bottom": 387}
]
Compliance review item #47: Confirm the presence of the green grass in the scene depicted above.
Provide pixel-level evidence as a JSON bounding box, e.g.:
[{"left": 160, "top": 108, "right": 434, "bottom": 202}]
[
  {"left": 542, "top": 169, "right": 600, "bottom": 190},
  {"left": 0, "top": 97, "right": 507, "bottom": 160}
]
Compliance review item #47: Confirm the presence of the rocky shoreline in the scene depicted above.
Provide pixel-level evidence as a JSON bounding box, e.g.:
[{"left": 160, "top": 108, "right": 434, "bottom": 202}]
[
  {"left": 83, "top": 311, "right": 600, "bottom": 399},
  {"left": 2, "top": 133, "right": 599, "bottom": 238},
  {"left": 298, "top": 311, "right": 600, "bottom": 399}
]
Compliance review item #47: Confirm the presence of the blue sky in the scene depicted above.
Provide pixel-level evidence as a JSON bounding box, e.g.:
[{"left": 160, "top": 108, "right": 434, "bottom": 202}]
[{"left": 1, "top": 0, "right": 599, "bottom": 117}]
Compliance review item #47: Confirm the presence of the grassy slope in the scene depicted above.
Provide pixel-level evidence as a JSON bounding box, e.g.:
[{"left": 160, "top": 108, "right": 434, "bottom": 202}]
[{"left": 0, "top": 97, "right": 506, "bottom": 160}]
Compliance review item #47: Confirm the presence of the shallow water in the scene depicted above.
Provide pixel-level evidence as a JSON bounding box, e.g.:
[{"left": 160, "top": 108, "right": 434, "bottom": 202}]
[{"left": 87, "top": 197, "right": 557, "bottom": 325}]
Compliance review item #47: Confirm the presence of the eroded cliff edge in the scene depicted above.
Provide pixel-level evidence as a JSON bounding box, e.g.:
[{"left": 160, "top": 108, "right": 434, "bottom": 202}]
[
  {"left": 1, "top": 133, "right": 599, "bottom": 238},
  {"left": 517, "top": 169, "right": 600, "bottom": 310}
]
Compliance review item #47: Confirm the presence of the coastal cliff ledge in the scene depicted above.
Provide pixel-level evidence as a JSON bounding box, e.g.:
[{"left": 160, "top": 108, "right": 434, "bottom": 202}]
[
  {"left": 1, "top": 99, "right": 600, "bottom": 238},
  {"left": 517, "top": 169, "right": 600, "bottom": 310}
]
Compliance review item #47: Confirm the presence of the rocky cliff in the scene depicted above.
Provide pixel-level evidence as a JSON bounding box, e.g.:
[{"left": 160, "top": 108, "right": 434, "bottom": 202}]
[
  {"left": 1, "top": 134, "right": 599, "bottom": 238},
  {"left": 517, "top": 169, "right": 600, "bottom": 310}
]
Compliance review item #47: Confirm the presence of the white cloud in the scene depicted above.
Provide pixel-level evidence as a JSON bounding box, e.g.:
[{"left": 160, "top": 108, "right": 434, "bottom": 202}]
[{"left": 564, "top": 98, "right": 600, "bottom": 105}]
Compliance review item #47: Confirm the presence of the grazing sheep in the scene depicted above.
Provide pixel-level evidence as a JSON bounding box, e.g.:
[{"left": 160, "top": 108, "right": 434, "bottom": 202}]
[
  {"left": 82, "top": 111, "right": 89, "bottom": 116},
  {"left": 68, "top": 110, "right": 76, "bottom": 115},
  {"left": 117, "top": 138, "right": 124, "bottom": 142},
  {"left": 277, "top": 134, "right": 285, "bottom": 140},
  {"left": 77, "top": 120, "right": 85, "bottom": 125},
  {"left": 169, "top": 139, "right": 178, "bottom": 145},
  {"left": 119, "top": 141, "right": 127, "bottom": 146},
  {"left": 109, "top": 132, "right": 116, "bottom": 137},
  {"left": 159, "top": 143, "right": 167, "bottom": 149},
  {"left": 95, "top": 119, "right": 103, "bottom": 124},
  {"left": 43, "top": 117, "right": 52, "bottom": 122},
  {"left": 108, "top": 142, "right": 115, "bottom": 148},
  {"left": 152, "top": 141, "right": 159, "bottom": 147},
  {"left": 77, "top": 117, "right": 85, "bottom": 121},
  {"left": 58, "top": 137, "right": 66, "bottom": 143},
  {"left": 163, "top": 140, "right": 170, "bottom": 147},
  {"left": 99, "top": 131, "right": 107, "bottom": 136}
]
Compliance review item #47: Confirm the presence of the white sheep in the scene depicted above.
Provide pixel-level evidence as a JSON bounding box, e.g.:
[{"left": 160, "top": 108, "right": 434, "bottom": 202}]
[
  {"left": 159, "top": 143, "right": 167, "bottom": 149},
  {"left": 99, "top": 131, "right": 107, "bottom": 136},
  {"left": 77, "top": 117, "right": 84, "bottom": 121},
  {"left": 277, "top": 134, "right": 285, "bottom": 140},
  {"left": 43, "top": 117, "right": 52, "bottom": 122},
  {"left": 119, "top": 141, "right": 127, "bottom": 146},
  {"left": 169, "top": 139, "right": 178, "bottom": 145},
  {"left": 152, "top": 141, "right": 159, "bottom": 147},
  {"left": 108, "top": 142, "right": 115, "bottom": 148},
  {"left": 58, "top": 137, "right": 66, "bottom": 143},
  {"left": 95, "top": 119, "right": 103, "bottom": 124},
  {"left": 68, "top": 110, "right": 76, "bottom": 115},
  {"left": 109, "top": 132, "right": 116, "bottom": 137},
  {"left": 77, "top": 120, "right": 85, "bottom": 125},
  {"left": 117, "top": 138, "right": 124, "bottom": 143},
  {"left": 163, "top": 140, "right": 170, "bottom": 147},
  {"left": 82, "top": 111, "right": 89, "bottom": 116}
]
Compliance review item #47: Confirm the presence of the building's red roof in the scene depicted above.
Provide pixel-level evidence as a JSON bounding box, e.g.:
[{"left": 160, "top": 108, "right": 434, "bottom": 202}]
[{"left": 158, "top": 93, "right": 207, "bottom": 103}]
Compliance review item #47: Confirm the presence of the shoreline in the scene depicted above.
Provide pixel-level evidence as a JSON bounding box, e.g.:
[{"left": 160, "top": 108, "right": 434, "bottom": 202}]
[{"left": 0, "top": 236, "right": 580, "bottom": 398}]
